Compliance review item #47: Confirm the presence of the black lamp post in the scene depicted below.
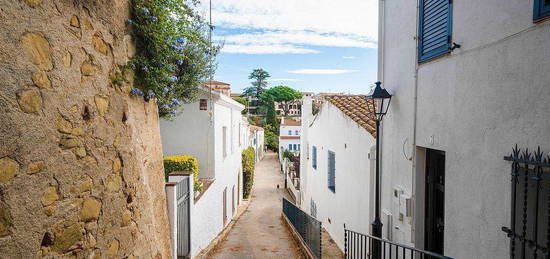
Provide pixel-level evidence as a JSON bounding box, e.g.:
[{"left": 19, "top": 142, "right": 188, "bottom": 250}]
[{"left": 367, "top": 81, "right": 392, "bottom": 259}]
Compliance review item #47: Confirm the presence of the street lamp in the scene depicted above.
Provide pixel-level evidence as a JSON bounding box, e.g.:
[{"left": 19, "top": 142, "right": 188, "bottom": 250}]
[{"left": 367, "top": 81, "right": 392, "bottom": 259}]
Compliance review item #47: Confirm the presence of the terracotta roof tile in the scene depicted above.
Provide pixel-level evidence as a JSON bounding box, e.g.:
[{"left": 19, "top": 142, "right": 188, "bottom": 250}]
[
  {"left": 280, "top": 136, "right": 300, "bottom": 140},
  {"left": 325, "top": 95, "right": 377, "bottom": 137},
  {"left": 281, "top": 119, "right": 301, "bottom": 126}
]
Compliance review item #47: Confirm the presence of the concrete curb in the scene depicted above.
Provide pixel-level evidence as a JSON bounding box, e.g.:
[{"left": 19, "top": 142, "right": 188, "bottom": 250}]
[{"left": 281, "top": 213, "right": 315, "bottom": 259}]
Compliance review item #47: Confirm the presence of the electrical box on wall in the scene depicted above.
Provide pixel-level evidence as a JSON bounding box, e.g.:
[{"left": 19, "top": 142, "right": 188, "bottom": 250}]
[
  {"left": 400, "top": 194, "right": 412, "bottom": 220},
  {"left": 405, "top": 196, "right": 413, "bottom": 217},
  {"left": 382, "top": 209, "right": 393, "bottom": 241}
]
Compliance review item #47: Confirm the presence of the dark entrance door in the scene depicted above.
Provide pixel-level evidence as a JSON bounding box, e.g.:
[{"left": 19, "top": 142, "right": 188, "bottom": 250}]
[{"left": 425, "top": 149, "right": 445, "bottom": 255}]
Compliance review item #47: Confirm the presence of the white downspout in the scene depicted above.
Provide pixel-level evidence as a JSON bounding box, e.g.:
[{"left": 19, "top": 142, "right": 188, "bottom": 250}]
[
  {"left": 376, "top": 0, "right": 385, "bottom": 232},
  {"left": 411, "top": 0, "right": 421, "bottom": 244}
]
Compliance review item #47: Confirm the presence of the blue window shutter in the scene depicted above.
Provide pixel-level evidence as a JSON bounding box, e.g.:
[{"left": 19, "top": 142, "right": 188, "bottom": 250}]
[
  {"left": 418, "top": 0, "right": 453, "bottom": 62},
  {"left": 312, "top": 146, "right": 317, "bottom": 169},
  {"left": 288, "top": 144, "right": 292, "bottom": 150},
  {"left": 328, "top": 151, "right": 335, "bottom": 193},
  {"left": 534, "top": 0, "right": 550, "bottom": 21}
]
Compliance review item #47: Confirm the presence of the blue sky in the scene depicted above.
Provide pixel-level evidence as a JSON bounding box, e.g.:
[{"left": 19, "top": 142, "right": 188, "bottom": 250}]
[{"left": 200, "top": 0, "right": 379, "bottom": 94}]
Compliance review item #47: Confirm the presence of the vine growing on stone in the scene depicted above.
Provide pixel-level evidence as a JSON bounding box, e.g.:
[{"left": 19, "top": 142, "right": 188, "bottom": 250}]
[{"left": 126, "top": 0, "right": 219, "bottom": 118}]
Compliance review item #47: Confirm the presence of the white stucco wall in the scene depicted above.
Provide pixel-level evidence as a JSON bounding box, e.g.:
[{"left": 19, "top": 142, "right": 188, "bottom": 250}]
[
  {"left": 379, "top": 1, "right": 550, "bottom": 258},
  {"left": 160, "top": 91, "right": 215, "bottom": 178},
  {"left": 301, "top": 102, "right": 376, "bottom": 252},
  {"left": 160, "top": 89, "right": 244, "bottom": 257}
]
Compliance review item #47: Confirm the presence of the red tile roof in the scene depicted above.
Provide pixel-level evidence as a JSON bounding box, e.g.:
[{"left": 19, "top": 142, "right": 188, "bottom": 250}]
[
  {"left": 249, "top": 125, "right": 264, "bottom": 131},
  {"left": 325, "top": 95, "right": 377, "bottom": 137},
  {"left": 281, "top": 119, "right": 301, "bottom": 126},
  {"left": 280, "top": 136, "right": 300, "bottom": 140},
  {"left": 205, "top": 80, "right": 230, "bottom": 86}
]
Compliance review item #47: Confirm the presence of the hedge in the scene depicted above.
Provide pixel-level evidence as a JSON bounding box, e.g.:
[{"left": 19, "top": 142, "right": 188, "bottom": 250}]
[
  {"left": 163, "top": 155, "right": 199, "bottom": 190},
  {"left": 242, "top": 147, "right": 256, "bottom": 199}
]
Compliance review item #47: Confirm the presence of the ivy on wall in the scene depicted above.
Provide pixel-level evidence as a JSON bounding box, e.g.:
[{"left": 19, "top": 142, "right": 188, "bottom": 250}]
[{"left": 126, "top": 0, "right": 220, "bottom": 117}]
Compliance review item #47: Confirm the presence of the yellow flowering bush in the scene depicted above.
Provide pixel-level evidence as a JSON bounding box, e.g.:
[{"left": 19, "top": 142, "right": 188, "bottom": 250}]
[{"left": 163, "top": 155, "right": 199, "bottom": 190}]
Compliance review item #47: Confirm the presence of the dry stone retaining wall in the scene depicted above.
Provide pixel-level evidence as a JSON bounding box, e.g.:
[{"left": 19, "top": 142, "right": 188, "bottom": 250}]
[{"left": 0, "top": 0, "right": 171, "bottom": 257}]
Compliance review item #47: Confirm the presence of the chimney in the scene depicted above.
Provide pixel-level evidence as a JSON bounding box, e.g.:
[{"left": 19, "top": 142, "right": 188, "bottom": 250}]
[{"left": 302, "top": 96, "right": 312, "bottom": 119}]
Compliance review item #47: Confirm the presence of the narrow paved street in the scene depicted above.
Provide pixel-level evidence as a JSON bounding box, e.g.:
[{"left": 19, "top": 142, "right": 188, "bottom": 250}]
[{"left": 209, "top": 152, "right": 303, "bottom": 259}]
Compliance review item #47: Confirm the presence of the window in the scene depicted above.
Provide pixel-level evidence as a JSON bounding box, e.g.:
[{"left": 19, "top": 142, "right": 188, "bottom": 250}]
[
  {"left": 328, "top": 151, "right": 335, "bottom": 193},
  {"left": 310, "top": 199, "right": 317, "bottom": 218},
  {"left": 293, "top": 144, "right": 297, "bottom": 150},
  {"left": 295, "top": 130, "right": 299, "bottom": 135},
  {"left": 312, "top": 146, "right": 317, "bottom": 169},
  {"left": 289, "top": 130, "right": 292, "bottom": 135},
  {"left": 418, "top": 0, "right": 453, "bottom": 62},
  {"left": 288, "top": 144, "right": 292, "bottom": 150},
  {"left": 297, "top": 144, "right": 300, "bottom": 151},
  {"left": 222, "top": 126, "right": 227, "bottom": 158},
  {"left": 534, "top": 0, "right": 550, "bottom": 20}
]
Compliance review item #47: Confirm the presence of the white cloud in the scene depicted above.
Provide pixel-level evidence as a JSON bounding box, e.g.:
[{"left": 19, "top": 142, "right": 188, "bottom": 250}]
[
  {"left": 201, "top": 0, "right": 378, "bottom": 54},
  {"left": 343, "top": 56, "right": 357, "bottom": 59},
  {"left": 268, "top": 78, "right": 303, "bottom": 82},
  {"left": 289, "top": 69, "right": 359, "bottom": 75},
  {"left": 217, "top": 31, "right": 376, "bottom": 49},
  {"left": 221, "top": 44, "right": 319, "bottom": 54}
]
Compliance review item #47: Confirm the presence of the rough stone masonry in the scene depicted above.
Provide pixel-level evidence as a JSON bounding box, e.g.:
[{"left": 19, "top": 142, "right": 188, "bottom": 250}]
[{"left": 0, "top": 0, "right": 171, "bottom": 257}]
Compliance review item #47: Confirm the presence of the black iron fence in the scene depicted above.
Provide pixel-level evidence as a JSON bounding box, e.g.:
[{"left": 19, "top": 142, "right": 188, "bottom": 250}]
[
  {"left": 344, "top": 229, "right": 453, "bottom": 259},
  {"left": 502, "top": 146, "right": 550, "bottom": 259},
  {"left": 282, "top": 198, "right": 322, "bottom": 258}
]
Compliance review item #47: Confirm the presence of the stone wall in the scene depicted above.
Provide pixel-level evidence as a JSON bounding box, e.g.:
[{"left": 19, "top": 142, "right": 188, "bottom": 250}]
[{"left": 0, "top": 0, "right": 171, "bottom": 257}]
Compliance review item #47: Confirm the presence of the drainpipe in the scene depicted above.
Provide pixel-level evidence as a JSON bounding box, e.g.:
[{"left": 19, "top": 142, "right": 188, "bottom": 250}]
[
  {"left": 410, "top": 0, "right": 421, "bottom": 244},
  {"left": 376, "top": 0, "right": 385, "bottom": 235}
]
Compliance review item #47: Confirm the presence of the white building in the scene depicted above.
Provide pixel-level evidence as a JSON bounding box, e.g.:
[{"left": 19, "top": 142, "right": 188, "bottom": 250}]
[
  {"left": 160, "top": 86, "right": 245, "bottom": 257},
  {"left": 248, "top": 125, "right": 265, "bottom": 162},
  {"left": 378, "top": 1, "right": 550, "bottom": 258},
  {"left": 279, "top": 118, "right": 301, "bottom": 161},
  {"left": 299, "top": 95, "right": 377, "bottom": 252}
]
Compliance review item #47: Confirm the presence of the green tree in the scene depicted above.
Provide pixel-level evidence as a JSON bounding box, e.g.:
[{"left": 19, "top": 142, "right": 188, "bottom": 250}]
[
  {"left": 261, "top": 85, "right": 303, "bottom": 116},
  {"left": 243, "top": 69, "right": 270, "bottom": 98},
  {"left": 264, "top": 131, "right": 279, "bottom": 151},
  {"left": 233, "top": 97, "right": 248, "bottom": 114},
  {"left": 127, "top": 0, "right": 220, "bottom": 118},
  {"left": 264, "top": 95, "right": 279, "bottom": 130}
]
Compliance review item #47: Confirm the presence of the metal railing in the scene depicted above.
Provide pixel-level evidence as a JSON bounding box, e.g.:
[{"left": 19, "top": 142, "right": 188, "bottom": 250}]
[
  {"left": 282, "top": 198, "right": 322, "bottom": 258},
  {"left": 502, "top": 146, "right": 550, "bottom": 259},
  {"left": 344, "top": 229, "right": 453, "bottom": 259}
]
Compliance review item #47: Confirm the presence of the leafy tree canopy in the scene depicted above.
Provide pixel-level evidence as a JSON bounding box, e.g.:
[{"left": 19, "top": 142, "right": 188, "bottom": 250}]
[
  {"left": 261, "top": 85, "right": 303, "bottom": 103},
  {"left": 127, "top": 0, "right": 220, "bottom": 118},
  {"left": 261, "top": 85, "right": 303, "bottom": 116},
  {"left": 233, "top": 97, "right": 248, "bottom": 114},
  {"left": 243, "top": 68, "right": 270, "bottom": 98}
]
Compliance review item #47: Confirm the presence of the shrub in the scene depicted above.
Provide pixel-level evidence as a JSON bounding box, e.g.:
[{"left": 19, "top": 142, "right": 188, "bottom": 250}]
[
  {"left": 163, "top": 155, "right": 199, "bottom": 190},
  {"left": 242, "top": 147, "right": 256, "bottom": 199},
  {"left": 283, "top": 150, "right": 294, "bottom": 160},
  {"left": 265, "top": 131, "right": 279, "bottom": 151}
]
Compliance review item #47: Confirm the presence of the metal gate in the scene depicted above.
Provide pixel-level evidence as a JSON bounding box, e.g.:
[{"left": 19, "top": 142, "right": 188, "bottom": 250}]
[{"left": 176, "top": 177, "right": 190, "bottom": 257}]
